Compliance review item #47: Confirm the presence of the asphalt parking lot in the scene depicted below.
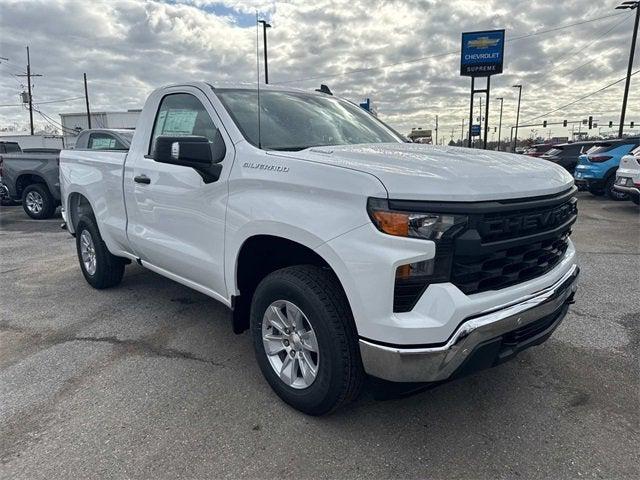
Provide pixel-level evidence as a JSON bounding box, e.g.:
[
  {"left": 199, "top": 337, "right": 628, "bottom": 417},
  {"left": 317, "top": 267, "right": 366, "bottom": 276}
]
[{"left": 0, "top": 192, "right": 638, "bottom": 480}]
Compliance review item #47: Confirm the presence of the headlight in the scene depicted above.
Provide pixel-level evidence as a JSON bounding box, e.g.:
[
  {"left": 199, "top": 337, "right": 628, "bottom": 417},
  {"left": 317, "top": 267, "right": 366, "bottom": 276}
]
[
  {"left": 367, "top": 198, "right": 467, "bottom": 240},
  {"left": 367, "top": 198, "right": 468, "bottom": 313}
]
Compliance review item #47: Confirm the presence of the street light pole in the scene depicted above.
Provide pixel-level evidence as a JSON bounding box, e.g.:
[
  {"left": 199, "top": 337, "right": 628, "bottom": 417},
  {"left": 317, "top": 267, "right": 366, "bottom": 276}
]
[
  {"left": 258, "top": 19, "right": 271, "bottom": 84},
  {"left": 616, "top": 1, "right": 639, "bottom": 137},
  {"left": 512, "top": 84, "right": 523, "bottom": 151},
  {"left": 496, "top": 97, "right": 504, "bottom": 151},
  {"left": 83, "top": 73, "right": 92, "bottom": 129}
]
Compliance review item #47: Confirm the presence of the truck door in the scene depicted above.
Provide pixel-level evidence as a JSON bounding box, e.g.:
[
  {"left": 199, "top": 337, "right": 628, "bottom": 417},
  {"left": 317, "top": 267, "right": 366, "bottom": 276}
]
[{"left": 124, "top": 87, "right": 233, "bottom": 301}]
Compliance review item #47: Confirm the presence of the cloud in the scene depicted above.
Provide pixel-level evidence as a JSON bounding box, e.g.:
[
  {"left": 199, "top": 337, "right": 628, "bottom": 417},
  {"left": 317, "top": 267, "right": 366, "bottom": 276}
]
[{"left": 0, "top": 0, "right": 637, "bottom": 140}]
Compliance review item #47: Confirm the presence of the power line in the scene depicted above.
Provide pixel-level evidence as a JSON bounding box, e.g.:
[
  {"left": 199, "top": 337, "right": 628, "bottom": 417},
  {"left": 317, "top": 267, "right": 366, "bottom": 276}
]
[
  {"left": 551, "top": 14, "right": 632, "bottom": 70},
  {"left": 33, "top": 106, "right": 77, "bottom": 135},
  {"left": 0, "top": 96, "right": 84, "bottom": 108},
  {"left": 35, "top": 96, "right": 84, "bottom": 105},
  {"left": 522, "top": 69, "right": 640, "bottom": 123},
  {"left": 273, "top": 11, "right": 628, "bottom": 85}
]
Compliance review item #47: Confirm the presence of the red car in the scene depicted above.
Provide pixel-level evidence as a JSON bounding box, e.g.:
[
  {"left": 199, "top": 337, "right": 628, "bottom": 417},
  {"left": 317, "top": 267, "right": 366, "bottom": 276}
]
[{"left": 525, "top": 143, "right": 556, "bottom": 157}]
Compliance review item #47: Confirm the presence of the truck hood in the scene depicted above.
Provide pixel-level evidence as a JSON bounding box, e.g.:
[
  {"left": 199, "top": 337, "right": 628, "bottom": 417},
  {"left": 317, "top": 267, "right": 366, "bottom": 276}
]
[{"left": 272, "top": 143, "right": 574, "bottom": 201}]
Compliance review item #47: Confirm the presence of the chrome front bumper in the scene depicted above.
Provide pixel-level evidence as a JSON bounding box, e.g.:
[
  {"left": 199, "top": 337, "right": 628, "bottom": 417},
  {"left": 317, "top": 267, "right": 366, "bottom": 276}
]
[{"left": 359, "top": 264, "right": 579, "bottom": 383}]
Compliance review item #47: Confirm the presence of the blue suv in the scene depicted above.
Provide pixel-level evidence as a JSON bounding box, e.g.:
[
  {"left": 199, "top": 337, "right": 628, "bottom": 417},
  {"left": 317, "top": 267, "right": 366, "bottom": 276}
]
[{"left": 574, "top": 137, "right": 639, "bottom": 200}]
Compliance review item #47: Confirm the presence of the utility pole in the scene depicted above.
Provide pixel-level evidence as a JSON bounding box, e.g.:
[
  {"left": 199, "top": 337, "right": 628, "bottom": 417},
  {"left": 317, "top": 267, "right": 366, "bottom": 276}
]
[
  {"left": 257, "top": 19, "right": 271, "bottom": 84},
  {"left": 512, "top": 84, "right": 523, "bottom": 151},
  {"left": 435, "top": 115, "right": 438, "bottom": 145},
  {"left": 616, "top": 1, "right": 639, "bottom": 137},
  {"left": 16, "top": 46, "right": 42, "bottom": 136},
  {"left": 83, "top": 73, "right": 92, "bottom": 129},
  {"left": 496, "top": 97, "right": 504, "bottom": 151}
]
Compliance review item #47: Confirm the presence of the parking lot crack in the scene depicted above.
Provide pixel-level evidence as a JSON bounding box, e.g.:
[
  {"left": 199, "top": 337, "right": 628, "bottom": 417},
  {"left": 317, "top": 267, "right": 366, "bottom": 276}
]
[{"left": 71, "top": 336, "right": 227, "bottom": 367}]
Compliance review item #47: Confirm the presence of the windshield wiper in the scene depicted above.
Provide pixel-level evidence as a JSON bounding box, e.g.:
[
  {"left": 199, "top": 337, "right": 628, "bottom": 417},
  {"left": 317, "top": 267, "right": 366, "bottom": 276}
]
[{"left": 267, "top": 146, "right": 313, "bottom": 152}]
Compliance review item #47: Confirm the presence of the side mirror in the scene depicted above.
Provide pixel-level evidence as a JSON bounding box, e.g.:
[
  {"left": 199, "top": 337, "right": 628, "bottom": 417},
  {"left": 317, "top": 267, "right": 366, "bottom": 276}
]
[{"left": 152, "top": 131, "right": 226, "bottom": 183}]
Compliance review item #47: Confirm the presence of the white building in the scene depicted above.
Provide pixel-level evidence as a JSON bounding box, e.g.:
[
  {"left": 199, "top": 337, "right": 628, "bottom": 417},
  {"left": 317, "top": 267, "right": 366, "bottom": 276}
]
[{"left": 59, "top": 110, "right": 140, "bottom": 147}]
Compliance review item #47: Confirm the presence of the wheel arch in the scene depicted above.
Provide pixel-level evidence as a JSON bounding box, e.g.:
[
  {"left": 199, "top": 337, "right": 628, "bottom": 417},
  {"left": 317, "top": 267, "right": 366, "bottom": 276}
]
[
  {"left": 231, "top": 234, "right": 353, "bottom": 335},
  {"left": 66, "top": 191, "right": 96, "bottom": 234},
  {"left": 15, "top": 173, "right": 49, "bottom": 197}
]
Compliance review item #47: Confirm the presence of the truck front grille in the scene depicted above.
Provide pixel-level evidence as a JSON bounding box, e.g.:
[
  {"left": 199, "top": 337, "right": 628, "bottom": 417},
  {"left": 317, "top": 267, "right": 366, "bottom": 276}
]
[
  {"left": 390, "top": 188, "right": 577, "bottom": 312},
  {"left": 451, "top": 231, "right": 570, "bottom": 294}
]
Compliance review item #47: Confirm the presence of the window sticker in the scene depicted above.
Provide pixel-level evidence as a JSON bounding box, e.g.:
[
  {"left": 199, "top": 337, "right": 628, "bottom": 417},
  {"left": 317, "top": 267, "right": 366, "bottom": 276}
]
[
  {"left": 91, "top": 137, "right": 116, "bottom": 149},
  {"left": 162, "top": 109, "right": 198, "bottom": 135}
]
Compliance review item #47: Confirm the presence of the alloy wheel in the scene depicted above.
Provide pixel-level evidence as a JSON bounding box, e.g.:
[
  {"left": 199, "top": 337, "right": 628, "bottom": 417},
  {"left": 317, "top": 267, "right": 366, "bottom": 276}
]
[
  {"left": 25, "top": 191, "right": 43, "bottom": 214},
  {"left": 262, "top": 300, "right": 319, "bottom": 389},
  {"left": 80, "top": 230, "right": 97, "bottom": 275}
]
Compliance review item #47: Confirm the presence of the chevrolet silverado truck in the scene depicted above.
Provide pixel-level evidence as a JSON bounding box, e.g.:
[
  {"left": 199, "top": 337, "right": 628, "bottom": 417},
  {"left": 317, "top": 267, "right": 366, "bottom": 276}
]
[
  {"left": 60, "top": 83, "right": 579, "bottom": 415},
  {"left": 0, "top": 129, "right": 132, "bottom": 218}
]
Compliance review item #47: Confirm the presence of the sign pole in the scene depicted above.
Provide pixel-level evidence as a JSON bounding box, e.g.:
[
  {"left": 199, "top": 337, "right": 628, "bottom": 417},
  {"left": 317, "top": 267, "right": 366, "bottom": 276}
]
[
  {"left": 468, "top": 77, "right": 474, "bottom": 148},
  {"left": 483, "top": 76, "right": 491, "bottom": 150}
]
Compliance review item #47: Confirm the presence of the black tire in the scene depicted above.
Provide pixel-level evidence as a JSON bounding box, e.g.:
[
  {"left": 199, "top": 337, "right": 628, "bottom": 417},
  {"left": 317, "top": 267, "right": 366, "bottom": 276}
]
[
  {"left": 605, "top": 176, "right": 629, "bottom": 201},
  {"left": 21, "top": 183, "right": 55, "bottom": 219},
  {"left": 631, "top": 195, "right": 640, "bottom": 206},
  {"left": 250, "top": 265, "right": 364, "bottom": 415},
  {"left": 588, "top": 185, "right": 605, "bottom": 196},
  {"left": 75, "top": 214, "right": 125, "bottom": 289}
]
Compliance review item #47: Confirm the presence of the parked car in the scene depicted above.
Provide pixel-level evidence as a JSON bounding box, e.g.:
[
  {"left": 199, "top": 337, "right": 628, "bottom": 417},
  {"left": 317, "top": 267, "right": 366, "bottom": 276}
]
[
  {"left": 524, "top": 143, "right": 555, "bottom": 157},
  {"left": 0, "top": 129, "right": 132, "bottom": 219},
  {"left": 614, "top": 146, "right": 640, "bottom": 205},
  {"left": 540, "top": 141, "right": 597, "bottom": 174},
  {"left": 60, "top": 83, "right": 579, "bottom": 415},
  {"left": 573, "top": 137, "right": 640, "bottom": 200}
]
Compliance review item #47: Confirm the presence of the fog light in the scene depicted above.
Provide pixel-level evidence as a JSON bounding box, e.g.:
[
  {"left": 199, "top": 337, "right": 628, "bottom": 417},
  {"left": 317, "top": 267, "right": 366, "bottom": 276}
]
[{"left": 396, "top": 259, "right": 435, "bottom": 279}]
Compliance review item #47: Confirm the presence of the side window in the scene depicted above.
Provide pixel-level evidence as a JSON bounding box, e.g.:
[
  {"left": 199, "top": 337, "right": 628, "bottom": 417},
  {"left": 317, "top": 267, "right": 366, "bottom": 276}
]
[
  {"left": 88, "top": 133, "right": 126, "bottom": 150},
  {"left": 5, "top": 143, "right": 20, "bottom": 153},
  {"left": 150, "top": 93, "right": 218, "bottom": 154}
]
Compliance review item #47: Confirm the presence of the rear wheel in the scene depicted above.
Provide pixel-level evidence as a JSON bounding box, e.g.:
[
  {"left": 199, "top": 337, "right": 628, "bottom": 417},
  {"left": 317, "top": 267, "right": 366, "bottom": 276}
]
[
  {"left": 250, "top": 265, "right": 364, "bottom": 415},
  {"left": 606, "top": 176, "right": 628, "bottom": 201},
  {"left": 75, "top": 215, "right": 126, "bottom": 289},
  {"left": 22, "top": 184, "right": 55, "bottom": 219},
  {"left": 631, "top": 195, "right": 640, "bottom": 206}
]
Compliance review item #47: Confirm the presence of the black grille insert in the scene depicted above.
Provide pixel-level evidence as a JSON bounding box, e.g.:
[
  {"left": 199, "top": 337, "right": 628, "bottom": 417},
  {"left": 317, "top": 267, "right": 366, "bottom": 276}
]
[
  {"left": 452, "top": 231, "right": 570, "bottom": 294},
  {"left": 390, "top": 188, "right": 577, "bottom": 311}
]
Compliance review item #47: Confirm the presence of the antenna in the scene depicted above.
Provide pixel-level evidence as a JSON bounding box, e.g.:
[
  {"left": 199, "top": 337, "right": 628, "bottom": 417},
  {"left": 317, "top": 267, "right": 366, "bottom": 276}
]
[{"left": 256, "top": 13, "right": 262, "bottom": 149}]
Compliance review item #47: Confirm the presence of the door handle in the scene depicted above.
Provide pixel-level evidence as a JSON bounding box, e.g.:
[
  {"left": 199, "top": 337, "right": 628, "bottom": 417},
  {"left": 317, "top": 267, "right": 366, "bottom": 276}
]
[{"left": 134, "top": 175, "right": 151, "bottom": 184}]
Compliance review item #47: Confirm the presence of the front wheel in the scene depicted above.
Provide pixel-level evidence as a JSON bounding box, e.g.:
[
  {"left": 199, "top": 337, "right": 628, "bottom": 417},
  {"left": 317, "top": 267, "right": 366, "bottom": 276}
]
[
  {"left": 75, "top": 215, "right": 126, "bottom": 289},
  {"left": 250, "top": 265, "right": 364, "bottom": 415}
]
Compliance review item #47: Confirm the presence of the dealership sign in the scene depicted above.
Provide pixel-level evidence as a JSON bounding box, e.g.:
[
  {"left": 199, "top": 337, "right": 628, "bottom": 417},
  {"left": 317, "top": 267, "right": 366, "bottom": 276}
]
[{"left": 460, "top": 30, "right": 505, "bottom": 77}]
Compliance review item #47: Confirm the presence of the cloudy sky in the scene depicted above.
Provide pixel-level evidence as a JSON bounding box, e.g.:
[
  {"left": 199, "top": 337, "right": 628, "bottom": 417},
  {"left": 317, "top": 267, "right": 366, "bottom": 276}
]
[{"left": 0, "top": 0, "right": 638, "bottom": 141}]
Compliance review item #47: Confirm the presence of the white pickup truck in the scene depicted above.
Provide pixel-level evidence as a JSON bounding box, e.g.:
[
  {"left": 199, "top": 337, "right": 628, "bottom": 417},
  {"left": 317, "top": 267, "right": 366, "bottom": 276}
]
[{"left": 60, "top": 83, "right": 579, "bottom": 415}]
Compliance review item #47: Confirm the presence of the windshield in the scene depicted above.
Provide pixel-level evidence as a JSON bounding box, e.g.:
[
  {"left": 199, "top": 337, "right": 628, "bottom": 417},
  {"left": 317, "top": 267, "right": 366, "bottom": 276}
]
[{"left": 215, "top": 89, "right": 402, "bottom": 151}]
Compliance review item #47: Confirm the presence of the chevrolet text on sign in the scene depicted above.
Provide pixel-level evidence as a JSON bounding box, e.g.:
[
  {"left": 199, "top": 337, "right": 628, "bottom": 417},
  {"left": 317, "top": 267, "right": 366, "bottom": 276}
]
[{"left": 460, "top": 29, "right": 505, "bottom": 77}]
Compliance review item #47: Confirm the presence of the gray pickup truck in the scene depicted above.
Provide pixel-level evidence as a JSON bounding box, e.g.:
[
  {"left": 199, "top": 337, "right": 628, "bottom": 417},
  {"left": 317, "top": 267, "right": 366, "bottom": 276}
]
[{"left": 0, "top": 129, "right": 132, "bottom": 219}]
